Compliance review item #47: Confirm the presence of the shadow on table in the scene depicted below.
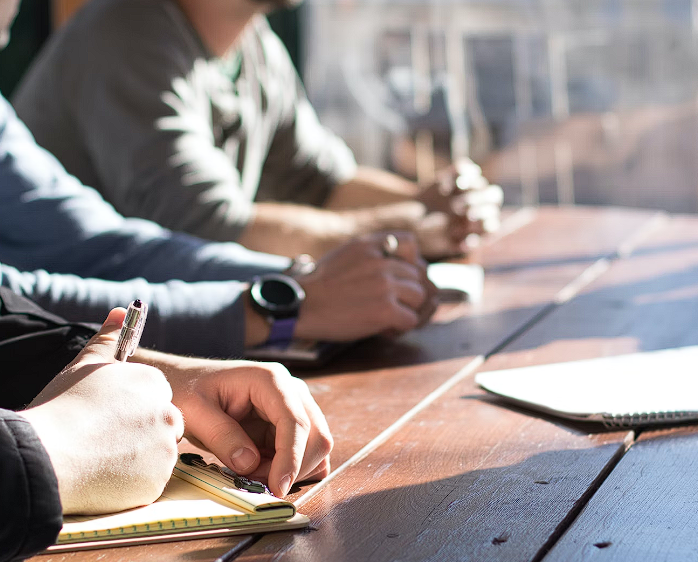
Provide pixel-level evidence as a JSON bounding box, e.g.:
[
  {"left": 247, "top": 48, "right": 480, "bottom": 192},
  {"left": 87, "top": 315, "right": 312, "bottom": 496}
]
[{"left": 253, "top": 446, "right": 633, "bottom": 562}]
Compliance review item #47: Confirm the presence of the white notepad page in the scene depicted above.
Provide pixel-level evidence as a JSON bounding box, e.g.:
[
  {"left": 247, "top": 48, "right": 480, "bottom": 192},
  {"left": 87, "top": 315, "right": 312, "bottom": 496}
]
[
  {"left": 427, "top": 263, "right": 484, "bottom": 303},
  {"left": 476, "top": 346, "right": 698, "bottom": 426}
]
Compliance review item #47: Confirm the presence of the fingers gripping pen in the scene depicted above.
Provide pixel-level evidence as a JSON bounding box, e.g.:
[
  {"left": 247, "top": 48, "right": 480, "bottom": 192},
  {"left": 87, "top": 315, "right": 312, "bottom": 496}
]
[{"left": 115, "top": 299, "right": 148, "bottom": 362}]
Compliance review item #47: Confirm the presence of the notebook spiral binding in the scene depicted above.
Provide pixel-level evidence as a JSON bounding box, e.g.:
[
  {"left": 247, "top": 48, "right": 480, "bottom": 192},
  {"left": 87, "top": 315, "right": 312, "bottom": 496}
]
[{"left": 601, "top": 410, "right": 698, "bottom": 429}]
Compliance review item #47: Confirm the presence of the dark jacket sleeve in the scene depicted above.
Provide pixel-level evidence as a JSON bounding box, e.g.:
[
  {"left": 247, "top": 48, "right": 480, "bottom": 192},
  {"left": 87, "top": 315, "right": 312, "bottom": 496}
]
[
  {"left": 0, "top": 411, "right": 62, "bottom": 561},
  {"left": 0, "top": 287, "right": 97, "bottom": 410},
  {"left": 0, "top": 287, "right": 84, "bottom": 558}
]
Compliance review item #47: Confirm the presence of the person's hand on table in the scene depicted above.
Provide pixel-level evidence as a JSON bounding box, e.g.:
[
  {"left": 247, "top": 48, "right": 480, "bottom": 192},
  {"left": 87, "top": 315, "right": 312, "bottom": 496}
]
[
  {"left": 293, "top": 231, "right": 439, "bottom": 341},
  {"left": 155, "top": 234, "right": 438, "bottom": 499},
  {"left": 147, "top": 357, "right": 333, "bottom": 497},
  {"left": 417, "top": 157, "right": 503, "bottom": 258},
  {"left": 19, "top": 308, "right": 184, "bottom": 514}
]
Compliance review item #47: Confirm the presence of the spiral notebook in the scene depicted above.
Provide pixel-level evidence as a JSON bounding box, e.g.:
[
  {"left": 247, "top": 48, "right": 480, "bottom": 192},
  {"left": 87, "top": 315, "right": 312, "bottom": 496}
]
[
  {"left": 475, "top": 346, "right": 698, "bottom": 428},
  {"left": 47, "top": 454, "right": 309, "bottom": 552}
]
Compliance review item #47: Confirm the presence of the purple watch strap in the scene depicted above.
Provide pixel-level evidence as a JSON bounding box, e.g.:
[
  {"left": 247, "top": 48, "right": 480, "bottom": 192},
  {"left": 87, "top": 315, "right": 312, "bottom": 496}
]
[{"left": 267, "top": 317, "right": 297, "bottom": 345}]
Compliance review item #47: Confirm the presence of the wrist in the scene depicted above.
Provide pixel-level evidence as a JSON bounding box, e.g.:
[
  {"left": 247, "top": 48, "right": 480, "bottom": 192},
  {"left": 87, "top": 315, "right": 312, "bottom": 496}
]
[
  {"left": 19, "top": 407, "right": 77, "bottom": 512},
  {"left": 243, "top": 289, "right": 272, "bottom": 348},
  {"left": 245, "top": 274, "right": 306, "bottom": 347},
  {"left": 311, "top": 212, "right": 358, "bottom": 256},
  {"left": 350, "top": 201, "right": 427, "bottom": 234}
]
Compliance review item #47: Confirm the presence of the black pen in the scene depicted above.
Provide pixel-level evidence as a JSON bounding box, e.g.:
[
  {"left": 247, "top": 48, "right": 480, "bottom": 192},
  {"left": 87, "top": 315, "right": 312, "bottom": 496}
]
[
  {"left": 213, "top": 538, "right": 260, "bottom": 562},
  {"left": 115, "top": 299, "right": 148, "bottom": 362}
]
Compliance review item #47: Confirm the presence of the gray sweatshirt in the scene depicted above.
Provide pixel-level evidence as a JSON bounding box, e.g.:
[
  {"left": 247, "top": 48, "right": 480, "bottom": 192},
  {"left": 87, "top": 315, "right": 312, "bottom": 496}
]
[{"left": 13, "top": 0, "right": 356, "bottom": 242}]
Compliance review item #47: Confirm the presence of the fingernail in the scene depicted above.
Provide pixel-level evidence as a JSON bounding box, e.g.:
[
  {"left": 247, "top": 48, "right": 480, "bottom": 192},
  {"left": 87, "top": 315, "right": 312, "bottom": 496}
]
[
  {"left": 279, "top": 475, "right": 292, "bottom": 496},
  {"left": 102, "top": 310, "right": 122, "bottom": 328},
  {"left": 230, "top": 448, "right": 257, "bottom": 472}
]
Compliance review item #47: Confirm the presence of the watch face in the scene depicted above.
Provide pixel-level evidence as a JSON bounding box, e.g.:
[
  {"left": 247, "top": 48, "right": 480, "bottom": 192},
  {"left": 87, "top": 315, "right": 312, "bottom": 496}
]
[
  {"left": 261, "top": 278, "right": 297, "bottom": 306},
  {"left": 251, "top": 274, "right": 305, "bottom": 318}
]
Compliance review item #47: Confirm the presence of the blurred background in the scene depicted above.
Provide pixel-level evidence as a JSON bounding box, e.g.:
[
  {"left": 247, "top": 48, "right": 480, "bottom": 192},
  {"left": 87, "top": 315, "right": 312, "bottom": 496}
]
[{"left": 5, "top": 0, "right": 698, "bottom": 213}]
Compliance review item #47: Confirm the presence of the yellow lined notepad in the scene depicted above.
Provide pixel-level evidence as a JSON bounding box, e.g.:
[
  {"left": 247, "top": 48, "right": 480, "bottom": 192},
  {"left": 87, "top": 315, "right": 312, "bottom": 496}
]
[{"left": 49, "top": 455, "right": 308, "bottom": 551}]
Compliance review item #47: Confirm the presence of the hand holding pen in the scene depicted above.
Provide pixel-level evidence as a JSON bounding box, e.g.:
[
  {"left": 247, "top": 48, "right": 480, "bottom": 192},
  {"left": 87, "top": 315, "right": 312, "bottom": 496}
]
[
  {"left": 21, "top": 305, "right": 182, "bottom": 514},
  {"left": 115, "top": 299, "right": 148, "bottom": 361}
]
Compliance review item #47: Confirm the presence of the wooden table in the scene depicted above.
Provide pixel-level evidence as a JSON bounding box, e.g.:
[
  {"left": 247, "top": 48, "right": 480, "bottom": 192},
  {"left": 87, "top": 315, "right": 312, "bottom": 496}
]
[{"left": 31, "top": 206, "right": 698, "bottom": 562}]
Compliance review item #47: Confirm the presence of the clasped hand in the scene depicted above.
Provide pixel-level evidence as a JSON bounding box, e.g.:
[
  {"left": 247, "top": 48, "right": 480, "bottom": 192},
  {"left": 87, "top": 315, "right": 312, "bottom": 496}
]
[
  {"left": 293, "top": 231, "right": 439, "bottom": 341},
  {"left": 417, "top": 158, "right": 503, "bottom": 259}
]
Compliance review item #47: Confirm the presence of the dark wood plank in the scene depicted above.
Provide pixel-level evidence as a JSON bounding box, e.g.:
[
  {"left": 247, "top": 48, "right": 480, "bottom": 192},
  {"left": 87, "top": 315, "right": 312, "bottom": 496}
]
[
  {"left": 235, "top": 209, "right": 672, "bottom": 561},
  {"left": 298, "top": 206, "right": 660, "bottom": 476},
  {"left": 535, "top": 215, "right": 698, "bottom": 561},
  {"left": 478, "top": 213, "right": 698, "bottom": 376},
  {"left": 305, "top": 206, "right": 661, "bottom": 373},
  {"left": 544, "top": 427, "right": 698, "bottom": 562},
  {"left": 239, "top": 374, "right": 629, "bottom": 562},
  {"left": 28, "top": 206, "right": 661, "bottom": 562}
]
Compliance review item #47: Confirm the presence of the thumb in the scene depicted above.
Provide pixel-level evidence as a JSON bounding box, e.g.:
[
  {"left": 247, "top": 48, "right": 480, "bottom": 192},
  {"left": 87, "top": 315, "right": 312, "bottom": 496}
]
[
  {"left": 390, "top": 231, "right": 423, "bottom": 266},
  {"left": 67, "top": 307, "right": 127, "bottom": 368}
]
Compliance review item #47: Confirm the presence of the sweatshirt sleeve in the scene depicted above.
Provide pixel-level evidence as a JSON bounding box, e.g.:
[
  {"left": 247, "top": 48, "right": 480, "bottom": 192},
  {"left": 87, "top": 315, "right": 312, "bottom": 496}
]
[
  {"left": 254, "top": 20, "right": 357, "bottom": 208},
  {"left": 0, "top": 95, "right": 289, "bottom": 285},
  {"left": 0, "top": 262, "right": 251, "bottom": 358},
  {"left": 0, "top": 411, "right": 62, "bottom": 562}
]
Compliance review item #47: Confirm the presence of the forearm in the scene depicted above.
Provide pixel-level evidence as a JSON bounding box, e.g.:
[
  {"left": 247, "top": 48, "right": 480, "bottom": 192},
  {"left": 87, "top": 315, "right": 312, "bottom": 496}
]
[
  {"left": 4, "top": 205, "right": 289, "bottom": 285},
  {"left": 1, "top": 264, "right": 251, "bottom": 358},
  {"left": 237, "top": 202, "right": 357, "bottom": 258},
  {"left": 238, "top": 199, "right": 428, "bottom": 258},
  {"left": 324, "top": 166, "right": 420, "bottom": 210}
]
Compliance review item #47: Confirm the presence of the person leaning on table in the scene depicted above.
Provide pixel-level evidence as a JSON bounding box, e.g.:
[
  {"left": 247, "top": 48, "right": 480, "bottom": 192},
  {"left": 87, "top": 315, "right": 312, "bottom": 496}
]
[
  {"left": 0, "top": 0, "right": 438, "bottom": 359},
  {"left": 0, "top": 286, "right": 334, "bottom": 562},
  {"left": 12, "top": 0, "right": 503, "bottom": 261}
]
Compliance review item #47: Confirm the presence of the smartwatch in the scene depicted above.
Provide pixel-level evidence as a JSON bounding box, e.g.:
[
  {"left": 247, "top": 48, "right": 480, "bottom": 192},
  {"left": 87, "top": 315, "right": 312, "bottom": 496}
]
[{"left": 249, "top": 273, "right": 306, "bottom": 344}]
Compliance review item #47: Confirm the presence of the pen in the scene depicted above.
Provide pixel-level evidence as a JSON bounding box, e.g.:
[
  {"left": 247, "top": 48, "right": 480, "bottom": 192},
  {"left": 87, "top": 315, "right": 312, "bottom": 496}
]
[
  {"left": 114, "top": 299, "right": 148, "bottom": 362},
  {"left": 213, "top": 540, "right": 257, "bottom": 562}
]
